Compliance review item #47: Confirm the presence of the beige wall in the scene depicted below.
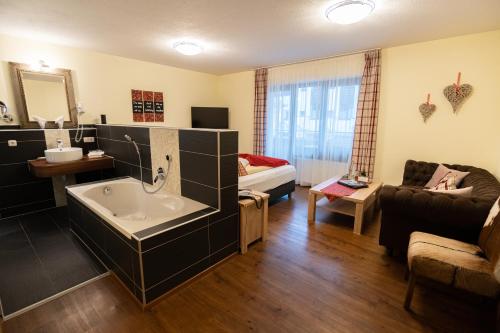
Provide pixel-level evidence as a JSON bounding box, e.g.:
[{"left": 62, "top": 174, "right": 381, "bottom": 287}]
[
  {"left": 0, "top": 33, "right": 219, "bottom": 127},
  {"left": 376, "top": 30, "right": 500, "bottom": 184},
  {"left": 216, "top": 71, "right": 254, "bottom": 153},
  {"left": 217, "top": 30, "right": 500, "bottom": 183},
  {"left": 2, "top": 30, "right": 499, "bottom": 183}
]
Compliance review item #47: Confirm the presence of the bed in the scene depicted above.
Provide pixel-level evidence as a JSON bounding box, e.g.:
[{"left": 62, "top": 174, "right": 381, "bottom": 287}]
[{"left": 238, "top": 163, "right": 297, "bottom": 202}]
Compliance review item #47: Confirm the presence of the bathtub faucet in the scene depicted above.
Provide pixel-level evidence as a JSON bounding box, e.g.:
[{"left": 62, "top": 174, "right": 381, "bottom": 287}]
[{"left": 154, "top": 167, "right": 166, "bottom": 184}]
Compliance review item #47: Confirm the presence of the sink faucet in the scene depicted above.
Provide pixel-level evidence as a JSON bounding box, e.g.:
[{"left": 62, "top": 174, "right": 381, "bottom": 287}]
[{"left": 56, "top": 138, "right": 64, "bottom": 149}]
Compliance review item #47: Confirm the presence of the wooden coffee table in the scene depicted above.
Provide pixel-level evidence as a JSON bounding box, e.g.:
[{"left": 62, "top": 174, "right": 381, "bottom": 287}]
[{"left": 307, "top": 177, "right": 383, "bottom": 235}]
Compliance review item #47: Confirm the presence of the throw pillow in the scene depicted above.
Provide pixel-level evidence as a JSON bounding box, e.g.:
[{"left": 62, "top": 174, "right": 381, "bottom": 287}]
[
  {"left": 430, "top": 174, "right": 457, "bottom": 191},
  {"left": 427, "top": 186, "right": 473, "bottom": 197},
  {"left": 238, "top": 158, "right": 250, "bottom": 168},
  {"left": 238, "top": 161, "right": 248, "bottom": 177},
  {"left": 478, "top": 196, "right": 500, "bottom": 263},
  {"left": 425, "top": 164, "right": 470, "bottom": 188}
]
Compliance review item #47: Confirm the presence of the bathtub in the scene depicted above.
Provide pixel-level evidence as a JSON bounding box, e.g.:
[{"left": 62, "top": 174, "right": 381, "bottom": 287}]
[{"left": 67, "top": 177, "right": 212, "bottom": 239}]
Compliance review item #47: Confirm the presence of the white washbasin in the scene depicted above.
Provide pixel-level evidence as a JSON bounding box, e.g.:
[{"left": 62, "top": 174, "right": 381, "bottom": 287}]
[{"left": 45, "top": 147, "right": 83, "bottom": 163}]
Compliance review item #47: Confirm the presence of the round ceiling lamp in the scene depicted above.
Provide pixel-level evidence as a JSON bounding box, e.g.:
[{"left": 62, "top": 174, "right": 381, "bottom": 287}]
[
  {"left": 326, "top": 0, "right": 375, "bottom": 25},
  {"left": 173, "top": 41, "right": 203, "bottom": 56}
]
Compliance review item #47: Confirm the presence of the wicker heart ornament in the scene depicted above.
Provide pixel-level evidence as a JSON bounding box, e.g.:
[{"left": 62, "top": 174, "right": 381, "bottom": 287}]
[
  {"left": 443, "top": 73, "right": 473, "bottom": 112},
  {"left": 419, "top": 103, "right": 436, "bottom": 122}
]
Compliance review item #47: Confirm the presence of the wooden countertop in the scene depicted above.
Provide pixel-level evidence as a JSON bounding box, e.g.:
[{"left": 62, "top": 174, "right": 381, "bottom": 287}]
[{"left": 28, "top": 155, "right": 114, "bottom": 178}]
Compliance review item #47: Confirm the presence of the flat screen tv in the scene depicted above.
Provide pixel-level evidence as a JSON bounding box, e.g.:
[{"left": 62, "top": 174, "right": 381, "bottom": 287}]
[{"left": 191, "top": 107, "right": 229, "bottom": 129}]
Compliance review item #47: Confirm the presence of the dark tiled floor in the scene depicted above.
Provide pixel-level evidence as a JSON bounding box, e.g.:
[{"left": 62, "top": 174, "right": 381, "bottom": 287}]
[{"left": 0, "top": 207, "right": 107, "bottom": 317}]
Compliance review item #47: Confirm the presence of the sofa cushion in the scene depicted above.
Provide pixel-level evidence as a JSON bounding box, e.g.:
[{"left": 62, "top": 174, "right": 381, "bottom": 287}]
[{"left": 408, "top": 231, "right": 500, "bottom": 298}]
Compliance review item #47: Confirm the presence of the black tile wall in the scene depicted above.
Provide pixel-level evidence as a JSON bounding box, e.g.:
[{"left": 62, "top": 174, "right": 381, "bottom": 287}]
[
  {"left": 142, "top": 226, "right": 209, "bottom": 288},
  {"left": 209, "top": 241, "right": 238, "bottom": 266},
  {"left": 68, "top": 196, "right": 142, "bottom": 302},
  {"left": 144, "top": 257, "right": 210, "bottom": 303},
  {"left": 179, "top": 130, "right": 217, "bottom": 155},
  {"left": 180, "top": 179, "right": 218, "bottom": 208},
  {"left": 68, "top": 128, "right": 98, "bottom": 155},
  {"left": 209, "top": 185, "right": 239, "bottom": 223},
  {"left": 219, "top": 131, "right": 238, "bottom": 155},
  {"left": 209, "top": 214, "right": 239, "bottom": 254},
  {"left": 0, "top": 130, "right": 55, "bottom": 219},
  {"left": 96, "top": 125, "right": 152, "bottom": 184},
  {"left": 179, "top": 151, "right": 218, "bottom": 188},
  {"left": 179, "top": 129, "right": 239, "bottom": 268},
  {"left": 220, "top": 154, "right": 238, "bottom": 188}
]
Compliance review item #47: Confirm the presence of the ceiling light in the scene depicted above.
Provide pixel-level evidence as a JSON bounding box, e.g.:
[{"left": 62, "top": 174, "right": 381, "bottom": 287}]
[
  {"left": 173, "top": 41, "right": 203, "bottom": 56},
  {"left": 326, "top": 0, "right": 375, "bottom": 25}
]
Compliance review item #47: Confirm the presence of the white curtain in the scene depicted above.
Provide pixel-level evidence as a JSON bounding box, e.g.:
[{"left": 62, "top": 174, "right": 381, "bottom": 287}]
[{"left": 265, "top": 54, "right": 365, "bottom": 186}]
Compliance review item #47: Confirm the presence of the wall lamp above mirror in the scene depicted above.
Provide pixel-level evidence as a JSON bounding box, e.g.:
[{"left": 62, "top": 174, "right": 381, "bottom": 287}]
[{"left": 9, "top": 62, "right": 77, "bottom": 128}]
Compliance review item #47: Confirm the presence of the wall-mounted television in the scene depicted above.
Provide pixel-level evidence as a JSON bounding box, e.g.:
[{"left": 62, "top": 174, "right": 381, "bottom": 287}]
[{"left": 191, "top": 107, "right": 229, "bottom": 129}]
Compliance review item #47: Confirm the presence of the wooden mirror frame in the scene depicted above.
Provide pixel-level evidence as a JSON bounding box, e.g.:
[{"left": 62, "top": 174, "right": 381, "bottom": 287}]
[{"left": 9, "top": 62, "right": 77, "bottom": 129}]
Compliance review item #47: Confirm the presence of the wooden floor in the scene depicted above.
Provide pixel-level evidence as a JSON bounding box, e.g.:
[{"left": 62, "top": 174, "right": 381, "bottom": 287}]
[{"left": 2, "top": 187, "right": 496, "bottom": 332}]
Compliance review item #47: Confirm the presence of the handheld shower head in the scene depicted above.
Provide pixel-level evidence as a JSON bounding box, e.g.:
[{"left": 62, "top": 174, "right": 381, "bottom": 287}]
[{"left": 124, "top": 134, "right": 133, "bottom": 142}]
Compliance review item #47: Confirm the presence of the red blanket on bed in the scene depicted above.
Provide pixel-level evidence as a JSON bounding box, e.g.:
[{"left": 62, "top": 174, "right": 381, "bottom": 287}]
[{"left": 238, "top": 154, "right": 289, "bottom": 168}]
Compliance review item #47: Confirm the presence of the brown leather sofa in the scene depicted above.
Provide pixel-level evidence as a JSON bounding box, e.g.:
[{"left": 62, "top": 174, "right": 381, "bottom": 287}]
[{"left": 379, "top": 160, "right": 500, "bottom": 253}]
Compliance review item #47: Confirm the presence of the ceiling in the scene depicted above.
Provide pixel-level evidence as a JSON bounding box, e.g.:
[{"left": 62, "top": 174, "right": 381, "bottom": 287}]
[{"left": 0, "top": 0, "right": 499, "bottom": 74}]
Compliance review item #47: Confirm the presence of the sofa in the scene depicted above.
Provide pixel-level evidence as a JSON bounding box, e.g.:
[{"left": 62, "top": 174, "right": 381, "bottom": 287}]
[{"left": 379, "top": 160, "right": 500, "bottom": 253}]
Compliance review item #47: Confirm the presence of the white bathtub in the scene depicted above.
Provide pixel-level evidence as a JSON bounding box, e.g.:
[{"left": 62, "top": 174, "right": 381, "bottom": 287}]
[{"left": 67, "top": 177, "right": 211, "bottom": 239}]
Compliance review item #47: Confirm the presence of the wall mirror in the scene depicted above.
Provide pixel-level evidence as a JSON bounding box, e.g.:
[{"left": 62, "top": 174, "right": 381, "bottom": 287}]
[{"left": 9, "top": 62, "right": 77, "bottom": 128}]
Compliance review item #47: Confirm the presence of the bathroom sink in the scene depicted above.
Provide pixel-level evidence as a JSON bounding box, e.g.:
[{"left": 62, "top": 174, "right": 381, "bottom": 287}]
[{"left": 45, "top": 147, "right": 83, "bottom": 163}]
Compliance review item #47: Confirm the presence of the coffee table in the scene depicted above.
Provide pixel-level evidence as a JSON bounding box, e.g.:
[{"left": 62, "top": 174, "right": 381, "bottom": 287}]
[{"left": 307, "top": 177, "right": 383, "bottom": 234}]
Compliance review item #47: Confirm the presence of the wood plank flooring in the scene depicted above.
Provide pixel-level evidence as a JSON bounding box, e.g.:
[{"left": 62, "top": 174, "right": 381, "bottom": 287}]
[{"left": 2, "top": 186, "right": 496, "bottom": 332}]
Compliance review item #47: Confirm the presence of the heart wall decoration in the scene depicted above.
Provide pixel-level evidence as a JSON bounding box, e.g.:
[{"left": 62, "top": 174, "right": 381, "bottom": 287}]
[
  {"left": 443, "top": 72, "right": 473, "bottom": 113},
  {"left": 419, "top": 93, "right": 436, "bottom": 122}
]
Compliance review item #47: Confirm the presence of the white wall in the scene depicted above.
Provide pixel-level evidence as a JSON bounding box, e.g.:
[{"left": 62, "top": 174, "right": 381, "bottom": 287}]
[
  {"left": 375, "top": 30, "right": 500, "bottom": 184},
  {"left": 0, "top": 33, "right": 219, "bottom": 127},
  {"left": 216, "top": 71, "right": 254, "bottom": 153}
]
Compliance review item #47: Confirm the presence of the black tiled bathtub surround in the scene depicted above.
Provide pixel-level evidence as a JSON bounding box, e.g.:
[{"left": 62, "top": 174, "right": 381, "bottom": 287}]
[
  {"left": 68, "top": 193, "right": 239, "bottom": 304},
  {"left": 68, "top": 128, "right": 240, "bottom": 305},
  {"left": 0, "top": 129, "right": 55, "bottom": 218},
  {"left": 0, "top": 207, "right": 107, "bottom": 316},
  {"left": 96, "top": 125, "right": 152, "bottom": 184}
]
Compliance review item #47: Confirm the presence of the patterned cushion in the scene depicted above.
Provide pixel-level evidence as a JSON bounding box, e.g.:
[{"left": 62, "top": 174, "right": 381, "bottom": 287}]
[
  {"left": 238, "top": 161, "right": 248, "bottom": 177},
  {"left": 430, "top": 174, "right": 457, "bottom": 191},
  {"left": 478, "top": 197, "right": 500, "bottom": 265},
  {"left": 425, "top": 164, "right": 470, "bottom": 188},
  {"left": 408, "top": 231, "right": 500, "bottom": 298}
]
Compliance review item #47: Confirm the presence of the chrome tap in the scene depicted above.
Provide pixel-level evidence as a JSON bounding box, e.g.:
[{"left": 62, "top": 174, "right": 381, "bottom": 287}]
[
  {"left": 154, "top": 167, "right": 166, "bottom": 183},
  {"left": 56, "top": 138, "right": 64, "bottom": 149}
]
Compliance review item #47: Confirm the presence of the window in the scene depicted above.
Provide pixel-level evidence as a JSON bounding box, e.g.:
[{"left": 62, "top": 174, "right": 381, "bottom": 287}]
[{"left": 266, "top": 77, "right": 361, "bottom": 163}]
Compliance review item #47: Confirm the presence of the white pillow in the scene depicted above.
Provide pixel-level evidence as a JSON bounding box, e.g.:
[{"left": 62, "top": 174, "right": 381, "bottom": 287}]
[
  {"left": 238, "top": 158, "right": 250, "bottom": 168},
  {"left": 427, "top": 186, "right": 474, "bottom": 197}
]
